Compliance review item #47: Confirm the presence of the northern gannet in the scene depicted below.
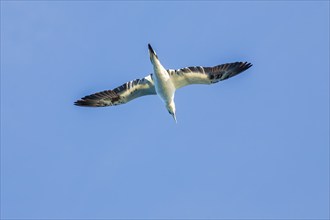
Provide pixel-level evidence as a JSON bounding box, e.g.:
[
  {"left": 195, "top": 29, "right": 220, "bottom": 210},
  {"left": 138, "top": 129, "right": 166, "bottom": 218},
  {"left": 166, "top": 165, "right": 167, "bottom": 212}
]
[{"left": 75, "top": 44, "right": 252, "bottom": 122}]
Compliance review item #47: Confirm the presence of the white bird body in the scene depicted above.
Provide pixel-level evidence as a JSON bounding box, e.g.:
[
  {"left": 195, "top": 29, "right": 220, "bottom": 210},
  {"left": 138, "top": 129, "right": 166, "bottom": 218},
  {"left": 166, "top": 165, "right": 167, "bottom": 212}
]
[
  {"left": 152, "top": 59, "right": 177, "bottom": 122},
  {"left": 75, "top": 44, "right": 252, "bottom": 122},
  {"left": 152, "top": 61, "right": 175, "bottom": 103}
]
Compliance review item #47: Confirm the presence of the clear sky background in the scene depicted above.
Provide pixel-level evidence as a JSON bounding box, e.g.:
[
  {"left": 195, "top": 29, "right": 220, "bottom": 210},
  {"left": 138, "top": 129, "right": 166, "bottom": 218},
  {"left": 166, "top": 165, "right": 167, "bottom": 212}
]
[{"left": 1, "top": 1, "right": 329, "bottom": 219}]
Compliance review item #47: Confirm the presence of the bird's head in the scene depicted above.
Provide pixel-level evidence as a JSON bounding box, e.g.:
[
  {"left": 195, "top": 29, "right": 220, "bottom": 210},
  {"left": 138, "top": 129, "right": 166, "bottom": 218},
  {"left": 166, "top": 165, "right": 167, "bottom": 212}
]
[
  {"left": 166, "top": 101, "right": 177, "bottom": 123},
  {"left": 148, "top": 44, "right": 159, "bottom": 65}
]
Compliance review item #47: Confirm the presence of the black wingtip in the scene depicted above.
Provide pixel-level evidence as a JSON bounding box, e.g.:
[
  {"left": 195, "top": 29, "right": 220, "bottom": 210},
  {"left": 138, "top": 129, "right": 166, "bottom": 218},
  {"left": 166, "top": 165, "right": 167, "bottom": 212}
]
[
  {"left": 240, "top": 62, "right": 253, "bottom": 72},
  {"left": 239, "top": 62, "right": 253, "bottom": 71},
  {"left": 246, "top": 62, "right": 253, "bottom": 68},
  {"left": 74, "top": 100, "right": 88, "bottom": 107},
  {"left": 74, "top": 99, "right": 106, "bottom": 107}
]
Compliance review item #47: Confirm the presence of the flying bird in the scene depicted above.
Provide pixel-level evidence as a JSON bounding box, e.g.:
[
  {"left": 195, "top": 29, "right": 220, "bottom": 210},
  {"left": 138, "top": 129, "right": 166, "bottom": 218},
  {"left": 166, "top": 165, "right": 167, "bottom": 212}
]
[{"left": 75, "top": 44, "right": 252, "bottom": 122}]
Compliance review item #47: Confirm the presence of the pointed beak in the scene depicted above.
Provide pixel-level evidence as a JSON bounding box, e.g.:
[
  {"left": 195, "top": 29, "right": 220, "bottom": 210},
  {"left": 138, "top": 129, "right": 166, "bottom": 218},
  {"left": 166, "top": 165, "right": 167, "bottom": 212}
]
[{"left": 172, "top": 113, "right": 177, "bottom": 123}]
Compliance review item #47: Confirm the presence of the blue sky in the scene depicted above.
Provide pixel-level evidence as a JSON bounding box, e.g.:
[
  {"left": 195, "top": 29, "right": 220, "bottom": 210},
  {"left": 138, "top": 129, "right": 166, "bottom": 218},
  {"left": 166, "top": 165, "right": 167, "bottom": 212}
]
[{"left": 1, "top": 1, "right": 329, "bottom": 219}]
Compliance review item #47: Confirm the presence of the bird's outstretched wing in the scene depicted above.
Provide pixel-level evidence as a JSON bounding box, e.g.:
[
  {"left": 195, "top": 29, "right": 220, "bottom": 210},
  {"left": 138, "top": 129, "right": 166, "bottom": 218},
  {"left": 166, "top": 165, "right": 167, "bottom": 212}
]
[
  {"left": 167, "top": 62, "right": 252, "bottom": 89},
  {"left": 74, "top": 74, "right": 156, "bottom": 107}
]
